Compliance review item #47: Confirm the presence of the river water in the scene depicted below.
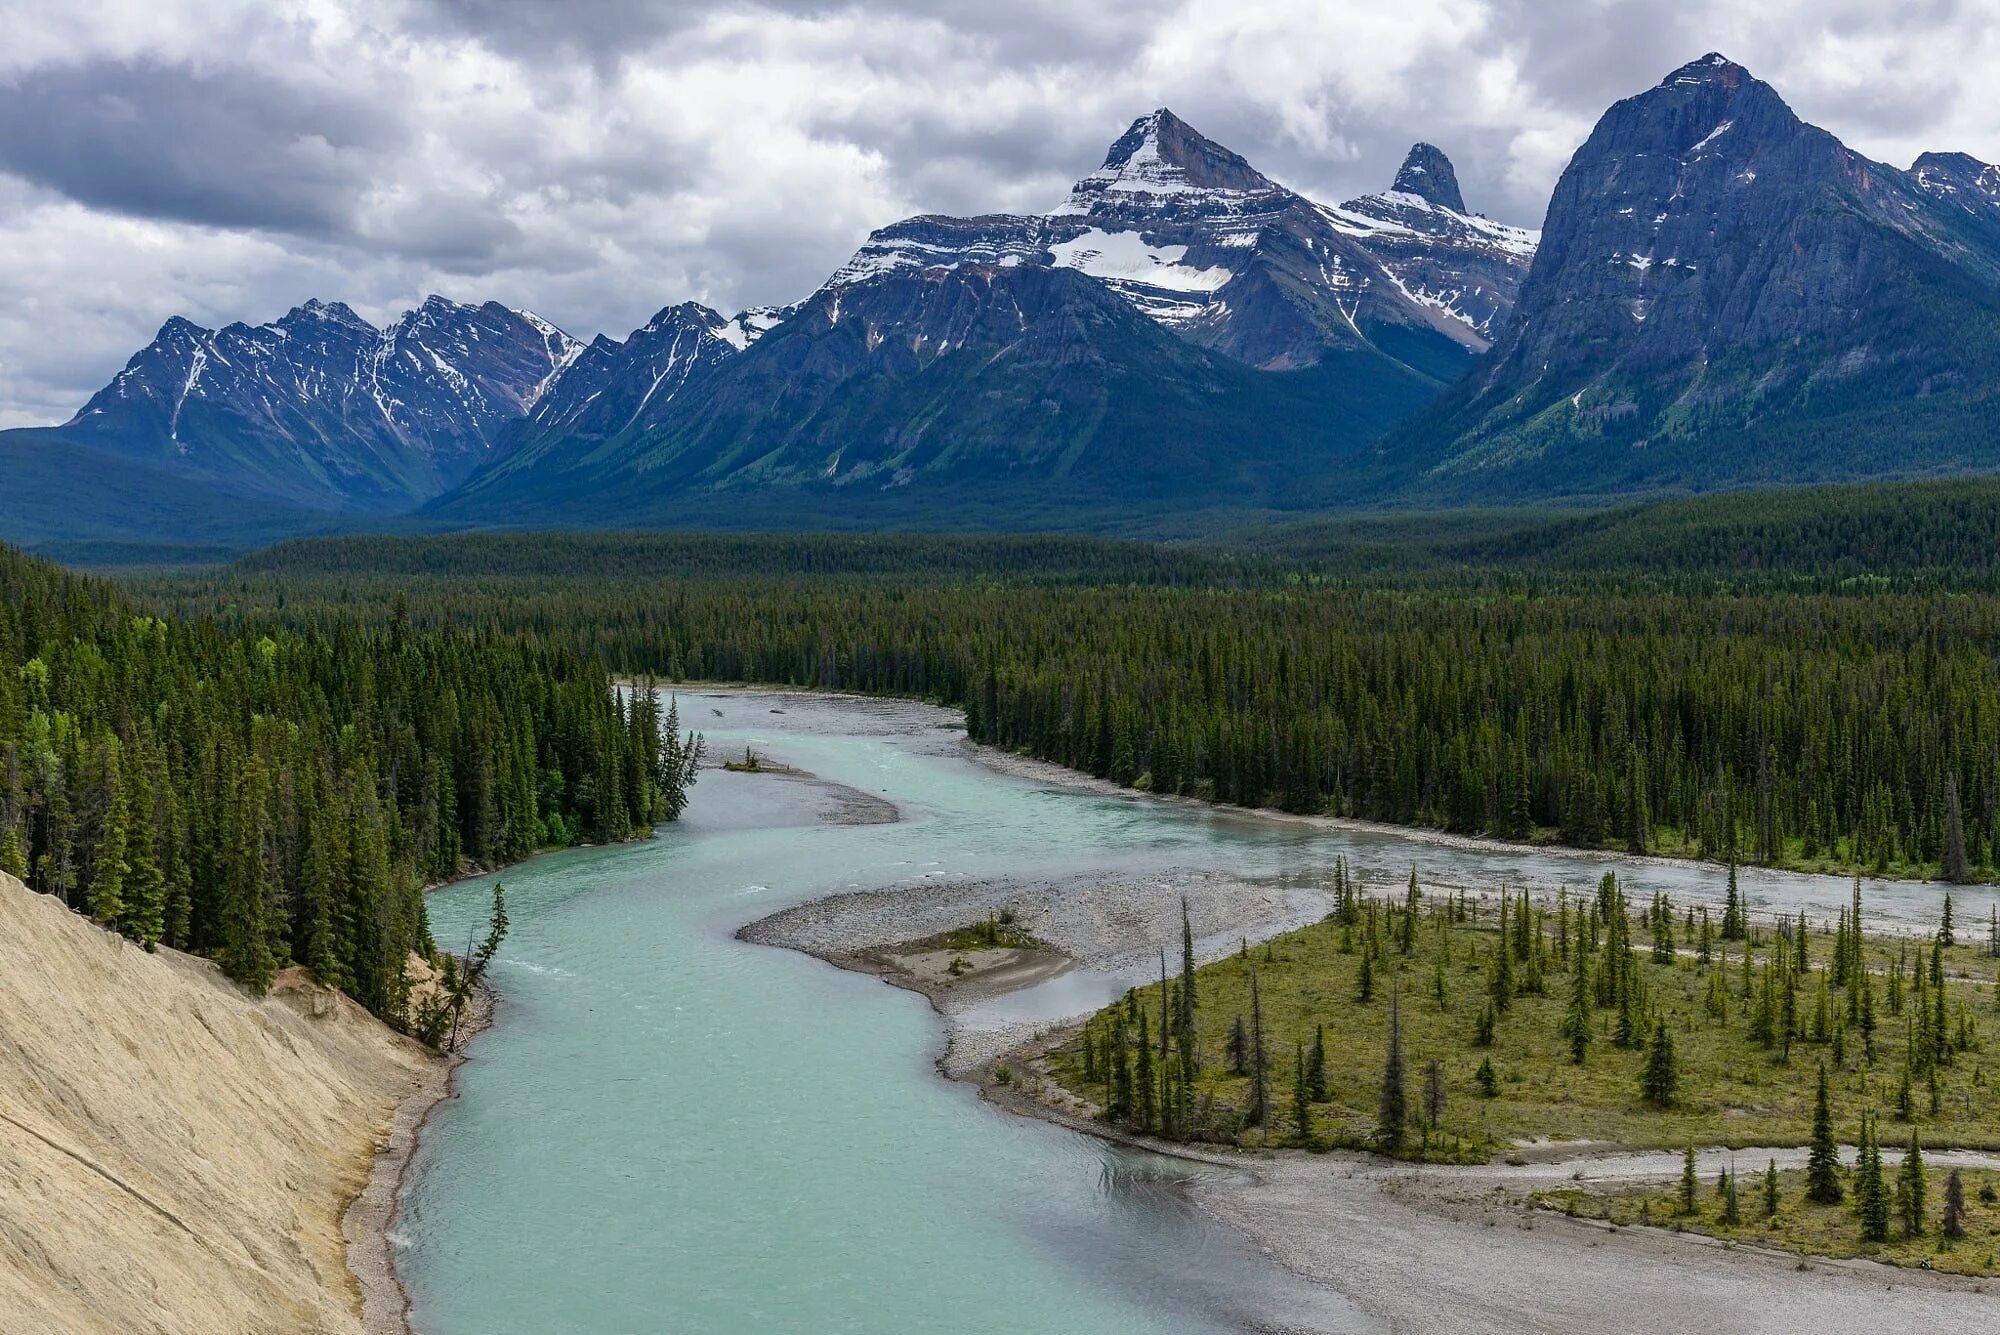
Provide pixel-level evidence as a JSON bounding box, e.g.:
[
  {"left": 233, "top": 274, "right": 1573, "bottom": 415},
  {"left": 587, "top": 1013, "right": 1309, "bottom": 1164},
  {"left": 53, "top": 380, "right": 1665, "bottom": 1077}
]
[{"left": 400, "top": 689, "right": 1991, "bottom": 1333}]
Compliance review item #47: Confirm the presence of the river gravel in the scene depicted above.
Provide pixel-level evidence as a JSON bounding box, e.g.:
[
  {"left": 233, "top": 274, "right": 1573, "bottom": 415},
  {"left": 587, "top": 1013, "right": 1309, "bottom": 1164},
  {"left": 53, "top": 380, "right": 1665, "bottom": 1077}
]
[{"left": 733, "top": 693, "right": 2000, "bottom": 1329}]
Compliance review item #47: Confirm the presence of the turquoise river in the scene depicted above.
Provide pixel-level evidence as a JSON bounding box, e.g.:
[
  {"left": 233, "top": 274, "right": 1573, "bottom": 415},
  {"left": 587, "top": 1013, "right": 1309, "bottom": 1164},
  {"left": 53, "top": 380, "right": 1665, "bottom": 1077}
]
[{"left": 399, "top": 689, "right": 2000, "bottom": 1333}]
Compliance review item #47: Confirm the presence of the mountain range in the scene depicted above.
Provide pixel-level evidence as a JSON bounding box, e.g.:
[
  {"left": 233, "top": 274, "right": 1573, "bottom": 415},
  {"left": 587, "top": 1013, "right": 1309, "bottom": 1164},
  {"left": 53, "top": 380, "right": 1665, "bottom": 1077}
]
[{"left": 9, "top": 53, "right": 2000, "bottom": 550}]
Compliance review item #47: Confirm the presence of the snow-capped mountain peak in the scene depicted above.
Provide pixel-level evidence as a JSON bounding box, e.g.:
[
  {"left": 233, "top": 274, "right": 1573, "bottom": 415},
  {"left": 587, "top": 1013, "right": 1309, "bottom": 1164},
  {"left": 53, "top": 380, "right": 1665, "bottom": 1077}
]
[
  {"left": 1337, "top": 144, "right": 1539, "bottom": 342},
  {"left": 64, "top": 297, "right": 579, "bottom": 512},
  {"left": 1053, "top": 108, "right": 1279, "bottom": 216},
  {"left": 1391, "top": 143, "right": 1467, "bottom": 213}
]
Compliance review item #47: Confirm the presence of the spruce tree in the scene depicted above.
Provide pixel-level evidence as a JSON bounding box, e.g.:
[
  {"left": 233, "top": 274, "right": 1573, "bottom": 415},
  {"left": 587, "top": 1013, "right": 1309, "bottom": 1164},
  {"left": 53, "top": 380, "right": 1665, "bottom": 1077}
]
[
  {"left": 1679, "top": 1146, "right": 1699, "bottom": 1215},
  {"left": 1179, "top": 897, "right": 1198, "bottom": 1046},
  {"left": 86, "top": 781, "right": 128, "bottom": 926},
  {"left": 1721, "top": 858, "right": 1744, "bottom": 940},
  {"left": 1248, "top": 971, "right": 1269, "bottom": 1127},
  {"left": 1722, "top": 1165, "right": 1741, "bottom": 1226},
  {"left": 1308, "top": 1023, "right": 1328, "bottom": 1102},
  {"left": 1292, "top": 1040, "right": 1313, "bottom": 1145},
  {"left": 1109, "top": 1019, "right": 1132, "bottom": 1123},
  {"left": 1763, "top": 1157, "right": 1780, "bottom": 1219},
  {"left": 1943, "top": 1168, "right": 1966, "bottom": 1242},
  {"left": 1640, "top": 1017, "right": 1679, "bottom": 1108},
  {"left": 1943, "top": 779, "right": 1970, "bottom": 884},
  {"left": 1897, "top": 1129, "right": 1926, "bottom": 1239},
  {"left": 1134, "top": 1011, "right": 1157, "bottom": 1132},
  {"left": 1379, "top": 983, "right": 1407, "bottom": 1152},
  {"left": 1562, "top": 940, "right": 1592, "bottom": 1065},
  {"left": 1804, "top": 1063, "right": 1843, "bottom": 1204},
  {"left": 1855, "top": 1113, "right": 1889, "bottom": 1244},
  {"left": 1475, "top": 1055, "right": 1498, "bottom": 1097}
]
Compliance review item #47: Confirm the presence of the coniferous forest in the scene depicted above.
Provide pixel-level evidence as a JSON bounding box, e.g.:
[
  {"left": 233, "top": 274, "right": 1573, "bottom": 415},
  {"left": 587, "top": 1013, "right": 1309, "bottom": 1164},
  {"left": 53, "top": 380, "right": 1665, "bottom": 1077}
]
[
  {"left": 133, "top": 491, "right": 2000, "bottom": 883},
  {"left": 0, "top": 543, "right": 699, "bottom": 1019}
]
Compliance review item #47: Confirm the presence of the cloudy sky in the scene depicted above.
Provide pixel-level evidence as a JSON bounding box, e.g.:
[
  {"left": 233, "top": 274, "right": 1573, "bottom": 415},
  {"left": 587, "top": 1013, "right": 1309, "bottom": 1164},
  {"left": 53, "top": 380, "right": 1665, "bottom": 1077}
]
[{"left": 3, "top": 0, "right": 1999, "bottom": 427}]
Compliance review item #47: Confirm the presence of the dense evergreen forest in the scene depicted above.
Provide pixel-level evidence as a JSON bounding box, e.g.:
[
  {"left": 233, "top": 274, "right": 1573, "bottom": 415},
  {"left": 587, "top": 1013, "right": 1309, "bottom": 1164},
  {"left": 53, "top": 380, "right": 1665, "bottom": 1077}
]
[
  {"left": 125, "top": 477, "right": 2000, "bottom": 884},
  {"left": 0, "top": 544, "right": 699, "bottom": 1021}
]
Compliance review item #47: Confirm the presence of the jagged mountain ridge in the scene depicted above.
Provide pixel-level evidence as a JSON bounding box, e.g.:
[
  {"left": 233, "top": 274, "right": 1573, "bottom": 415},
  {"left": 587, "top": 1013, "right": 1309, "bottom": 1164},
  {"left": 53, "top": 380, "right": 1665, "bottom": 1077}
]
[
  {"left": 430, "top": 259, "right": 1442, "bottom": 527},
  {"left": 813, "top": 110, "right": 1536, "bottom": 372},
  {"left": 433, "top": 111, "right": 1531, "bottom": 524},
  {"left": 1332, "top": 145, "right": 1539, "bottom": 343},
  {"left": 1371, "top": 53, "right": 2000, "bottom": 504},
  {"left": 58, "top": 296, "right": 579, "bottom": 512}
]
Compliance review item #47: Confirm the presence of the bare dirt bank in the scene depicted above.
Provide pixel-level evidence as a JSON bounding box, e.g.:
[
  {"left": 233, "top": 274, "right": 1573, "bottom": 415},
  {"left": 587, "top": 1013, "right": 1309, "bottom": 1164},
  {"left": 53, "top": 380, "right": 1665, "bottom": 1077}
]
[{"left": 0, "top": 871, "right": 437, "bottom": 1334}]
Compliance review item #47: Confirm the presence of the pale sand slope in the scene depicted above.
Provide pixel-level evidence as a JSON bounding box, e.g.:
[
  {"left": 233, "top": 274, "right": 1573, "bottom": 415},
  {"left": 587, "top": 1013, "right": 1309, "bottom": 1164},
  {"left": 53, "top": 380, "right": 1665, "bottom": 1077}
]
[{"left": 0, "top": 872, "right": 434, "bottom": 1334}]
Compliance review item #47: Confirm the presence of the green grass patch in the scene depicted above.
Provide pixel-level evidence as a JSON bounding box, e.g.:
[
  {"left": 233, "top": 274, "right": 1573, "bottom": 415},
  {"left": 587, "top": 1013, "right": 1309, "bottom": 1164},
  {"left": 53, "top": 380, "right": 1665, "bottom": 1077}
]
[
  {"left": 1537, "top": 1166, "right": 2000, "bottom": 1276},
  {"left": 1049, "top": 875, "right": 2000, "bottom": 1161}
]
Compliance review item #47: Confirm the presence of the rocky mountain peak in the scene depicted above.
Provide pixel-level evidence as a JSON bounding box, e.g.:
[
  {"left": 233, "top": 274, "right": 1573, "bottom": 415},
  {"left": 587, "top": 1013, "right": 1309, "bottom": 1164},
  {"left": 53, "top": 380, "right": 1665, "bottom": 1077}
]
[
  {"left": 1662, "top": 52, "right": 1750, "bottom": 89},
  {"left": 1912, "top": 150, "right": 2000, "bottom": 199},
  {"left": 1057, "top": 108, "right": 1277, "bottom": 213},
  {"left": 1391, "top": 143, "right": 1466, "bottom": 213}
]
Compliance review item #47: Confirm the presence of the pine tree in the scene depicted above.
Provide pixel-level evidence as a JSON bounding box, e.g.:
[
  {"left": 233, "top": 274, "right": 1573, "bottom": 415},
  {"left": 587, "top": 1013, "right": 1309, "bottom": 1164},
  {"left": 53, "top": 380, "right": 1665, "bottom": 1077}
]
[
  {"left": 1722, "top": 1164, "right": 1742, "bottom": 1225},
  {"left": 1805, "top": 1063, "right": 1843, "bottom": 1204},
  {"left": 1357, "top": 949, "right": 1375, "bottom": 1003},
  {"left": 1940, "top": 891, "right": 1957, "bottom": 947},
  {"left": 1379, "top": 983, "right": 1407, "bottom": 1152},
  {"left": 1763, "top": 1157, "right": 1780, "bottom": 1219},
  {"left": 1227, "top": 1015, "right": 1249, "bottom": 1077},
  {"left": 1640, "top": 1017, "right": 1679, "bottom": 1108},
  {"left": 1307, "top": 1023, "right": 1328, "bottom": 1103},
  {"left": 1679, "top": 1146, "right": 1699, "bottom": 1215}
]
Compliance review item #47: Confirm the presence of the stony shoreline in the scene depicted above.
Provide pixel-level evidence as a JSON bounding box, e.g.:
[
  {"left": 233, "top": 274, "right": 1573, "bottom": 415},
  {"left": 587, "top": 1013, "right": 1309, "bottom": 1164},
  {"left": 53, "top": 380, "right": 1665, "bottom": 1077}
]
[
  {"left": 344, "top": 986, "right": 493, "bottom": 1335},
  {"left": 744, "top": 854, "right": 2000, "bottom": 1331}
]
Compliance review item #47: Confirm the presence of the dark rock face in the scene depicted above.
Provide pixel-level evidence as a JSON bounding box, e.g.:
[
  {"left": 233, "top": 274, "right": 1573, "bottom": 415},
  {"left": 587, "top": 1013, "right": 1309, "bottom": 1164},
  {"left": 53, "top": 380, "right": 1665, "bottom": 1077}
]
[
  {"left": 431, "top": 261, "right": 1439, "bottom": 525},
  {"left": 64, "top": 296, "right": 576, "bottom": 511},
  {"left": 814, "top": 110, "right": 1520, "bottom": 373},
  {"left": 493, "top": 303, "right": 745, "bottom": 459},
  {"left": 433, "top": 108, "right": 1540, "bottom": 527},
  {"left": 1337, "top": 144, "right": 1538, "bottom": 344},
  {"left": 1391, "top": 143, "right": 1466, "bottom": 213},
  {"left": 1913, "top": 151, "right": 2000, "bottom": 207},
  {"left": 1380, "top": 54, "right": 2000, "bottom": 502}
]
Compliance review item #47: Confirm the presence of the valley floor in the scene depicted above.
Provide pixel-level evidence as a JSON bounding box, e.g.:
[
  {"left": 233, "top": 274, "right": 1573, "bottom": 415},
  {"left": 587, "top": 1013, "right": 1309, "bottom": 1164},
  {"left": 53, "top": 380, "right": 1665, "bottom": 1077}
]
[{"left": 740, "top": 747, "right": 2000, "bottom": 1332}]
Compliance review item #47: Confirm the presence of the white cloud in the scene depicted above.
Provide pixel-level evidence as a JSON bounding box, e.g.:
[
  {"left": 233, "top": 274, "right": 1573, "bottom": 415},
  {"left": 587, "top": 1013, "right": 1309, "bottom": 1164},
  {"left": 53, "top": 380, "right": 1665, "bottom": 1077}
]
[{"left": 2, "top": 0, "right": 1999, "bottom": 427}]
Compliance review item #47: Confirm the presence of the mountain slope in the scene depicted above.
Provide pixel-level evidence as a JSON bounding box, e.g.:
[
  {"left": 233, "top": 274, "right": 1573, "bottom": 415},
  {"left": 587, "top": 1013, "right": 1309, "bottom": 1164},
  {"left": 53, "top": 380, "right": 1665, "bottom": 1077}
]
[
  {"left": 1377, "top": 54, "right": 2000, "bottom": 503},
  {"left": 1334, "top": 143, "right": 1539, "bottom": 344},
  {"left": 816, "top": 110, "right": 1524, "bottom": 375},
  {"left": 60, "top": 297, "right": 578, "bottom": 513},
  {"left": 0, "top": 870, "right": 431, "bottom": 1334},
  {"left": 431, "top": 262, "right": 1439, "bottom": 528},
  {"left": 0, "top": 426, "right": 336, "bottom": 555},
  {"left": 433, "top": 111, "right": 1524, "bottom": 529},
  {"left": 477, "top": 302, "right": 780, "bottom": 491}
]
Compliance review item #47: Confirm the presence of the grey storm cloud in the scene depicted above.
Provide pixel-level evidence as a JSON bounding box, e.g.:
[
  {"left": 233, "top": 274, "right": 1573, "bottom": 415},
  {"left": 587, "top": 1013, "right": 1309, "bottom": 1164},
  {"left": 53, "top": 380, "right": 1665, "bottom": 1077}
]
[
  {"left": 0, "top": 60, "right": 400, "bottom": 236},
  {"left": 3, "top": 0, "right": 2000, "bottom": 430}
]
